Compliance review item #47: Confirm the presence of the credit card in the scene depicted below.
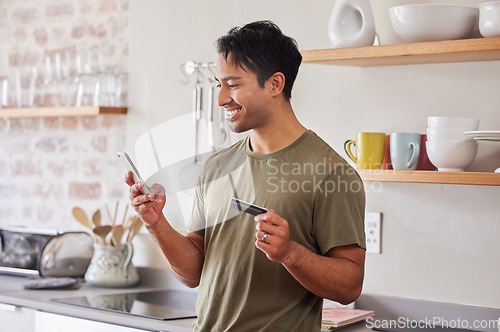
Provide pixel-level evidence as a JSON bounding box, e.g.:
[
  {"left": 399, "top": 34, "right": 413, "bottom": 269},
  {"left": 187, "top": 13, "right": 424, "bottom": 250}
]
[{"left": 230, "top": 198, "right": 267, "bottom": 216}]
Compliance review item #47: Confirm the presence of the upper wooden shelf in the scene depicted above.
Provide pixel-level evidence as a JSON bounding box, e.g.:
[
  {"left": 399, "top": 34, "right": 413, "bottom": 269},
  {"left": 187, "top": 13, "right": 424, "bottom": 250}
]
[
  {"left": 0, "top": 106, "right": 127, "bottom": 118},
  {"left": 358, "top": 169, "right": 500, "bottom": 186},
  {"left": 300, "top": 37, "right": 500, "bottom": 67}
]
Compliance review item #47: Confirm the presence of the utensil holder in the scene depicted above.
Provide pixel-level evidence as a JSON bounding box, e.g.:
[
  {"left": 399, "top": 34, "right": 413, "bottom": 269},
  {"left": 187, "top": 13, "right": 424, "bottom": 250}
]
[{"left": 84, "top": 242, "right": 139, "bottom": 288}]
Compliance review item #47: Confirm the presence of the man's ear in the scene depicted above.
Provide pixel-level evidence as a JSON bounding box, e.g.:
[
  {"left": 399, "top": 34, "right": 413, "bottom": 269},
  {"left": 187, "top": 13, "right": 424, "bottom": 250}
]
[{"left": 267, "top": 72, "right": 285, "bottom": 97}]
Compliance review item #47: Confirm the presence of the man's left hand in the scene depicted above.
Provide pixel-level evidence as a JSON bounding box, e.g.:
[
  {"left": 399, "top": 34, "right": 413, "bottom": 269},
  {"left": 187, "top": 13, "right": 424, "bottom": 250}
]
[{"left": 254, "top": 209, "right": 294, "bottom": 263}]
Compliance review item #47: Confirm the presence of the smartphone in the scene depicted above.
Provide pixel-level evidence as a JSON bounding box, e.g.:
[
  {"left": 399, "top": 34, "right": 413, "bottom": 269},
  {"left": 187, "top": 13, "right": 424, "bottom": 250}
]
[
  {"left": 117, "top": 151, "right": 151, "bottom": 195},
  {"left": 230, "top": 198, "right": 267, "bottom": 216}
]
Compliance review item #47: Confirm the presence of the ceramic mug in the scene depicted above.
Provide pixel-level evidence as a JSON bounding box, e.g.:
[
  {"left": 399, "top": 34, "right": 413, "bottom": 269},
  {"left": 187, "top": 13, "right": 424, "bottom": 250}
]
[
  {"left": 479, "top": 1, "right": 500, "bottom": 38},
  {"left": 344, "top": 132, "right": 386, "bottom": 169},
  {"left": 416, "top": 134, "right": 436, "bottom": 171},
  {"left": 390, "top": 133, "right": 421, "bottom": 170},
  {"left": 381, "top": 134, "right": 393, "bottom": 170}
]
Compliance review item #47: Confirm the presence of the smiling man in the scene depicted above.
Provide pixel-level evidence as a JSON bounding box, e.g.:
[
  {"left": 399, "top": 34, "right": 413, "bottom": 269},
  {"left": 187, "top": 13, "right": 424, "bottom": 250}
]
[{"left": 127, "top": 20, "right": 366, "bottom": 331}]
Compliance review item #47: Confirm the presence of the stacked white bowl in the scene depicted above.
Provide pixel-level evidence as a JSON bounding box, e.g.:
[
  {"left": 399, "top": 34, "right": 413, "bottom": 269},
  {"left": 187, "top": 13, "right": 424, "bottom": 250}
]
[
  {"left": 426, "top": 116, "right": 479, "bottom": 172},
  {"left": 388, "top": 4, "right": 479, "bottom": 43}
]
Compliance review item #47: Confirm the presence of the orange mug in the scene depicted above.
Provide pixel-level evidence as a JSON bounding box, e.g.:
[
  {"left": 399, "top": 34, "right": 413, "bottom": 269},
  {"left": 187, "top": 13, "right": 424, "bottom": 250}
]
[{"left": 381, "top": 135, "right": 393, "bottom": 170}]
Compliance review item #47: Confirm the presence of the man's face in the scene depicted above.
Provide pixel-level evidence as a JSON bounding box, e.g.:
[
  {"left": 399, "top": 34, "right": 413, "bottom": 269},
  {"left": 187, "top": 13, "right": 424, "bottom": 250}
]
[{"left": 215, "top": 54, "right": 270, "bottom": 133}]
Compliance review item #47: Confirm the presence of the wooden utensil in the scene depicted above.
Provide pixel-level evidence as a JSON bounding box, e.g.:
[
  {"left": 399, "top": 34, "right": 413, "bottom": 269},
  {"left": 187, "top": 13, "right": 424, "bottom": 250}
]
[
  {"left": 72, "top": 207, "right": 93, "bottom": 230},
  {"left": 111, "top": 225, "right": 125, "bottom": 246},
  {"left": 126, "top": 217, "right": 143, "bottom": 243},
  {"left": 105, "top": 204, "right": 113, "bottom": 224},
  {"left": 93, "top": 225, "right": 113, "bottom": 245},
  {"left": 92, "top": 209, "right": 101, "bottom": 228},
  {"left": 123, "top": 212, "right": 133, "bottom": 230},
  {"left": 121, "top": 204, "right": 129, "bottom": 225},
  {"left": 112, "top": 201, "right": 119, "bottom": 227}
]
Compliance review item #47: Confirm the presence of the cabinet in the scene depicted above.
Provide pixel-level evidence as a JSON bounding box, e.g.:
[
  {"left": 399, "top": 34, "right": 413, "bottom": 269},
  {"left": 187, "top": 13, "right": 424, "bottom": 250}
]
[
  {"left": 0, "top": 303, "right": 36, "bottom": 332},
  {"left": 1, "top": 303, "right": 150, "bottom": 332},
  {"left": 35, "top": 311, "right": 150, "bottom": 332},
  {"left": 300, "top": 37, "right": 500, "bottom": 186}
]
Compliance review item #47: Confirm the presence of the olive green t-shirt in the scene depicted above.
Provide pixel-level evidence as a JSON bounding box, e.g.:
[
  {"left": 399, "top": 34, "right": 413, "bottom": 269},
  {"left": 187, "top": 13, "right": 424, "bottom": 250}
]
[{"left": 187, "top": 130, "right": 366, "bottom": 332}]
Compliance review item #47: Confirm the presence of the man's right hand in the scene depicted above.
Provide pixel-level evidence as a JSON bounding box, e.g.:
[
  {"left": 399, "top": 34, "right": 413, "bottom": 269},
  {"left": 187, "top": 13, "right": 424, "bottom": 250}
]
[
  {"left": 125, "top": 171, "right": 204, "bottom": 288},
  {"left": 125, "top": 171, "right": 166, "bottom": 227}
]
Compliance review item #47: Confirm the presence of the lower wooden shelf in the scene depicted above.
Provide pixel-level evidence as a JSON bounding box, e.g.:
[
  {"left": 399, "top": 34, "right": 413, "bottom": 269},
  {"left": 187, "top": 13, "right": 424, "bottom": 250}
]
[
  {"left": 358, "top": 169, "right": 500, "bottom": 186},
  {"left": 0, "top": 106, "right": 127, "bottom": 118}
]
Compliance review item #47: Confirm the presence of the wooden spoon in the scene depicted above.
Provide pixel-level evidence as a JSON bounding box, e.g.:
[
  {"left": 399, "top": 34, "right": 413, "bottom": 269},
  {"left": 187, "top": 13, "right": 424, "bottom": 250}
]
[
  {"left": 123, "top": 213, "right": 133, "bottom": 230},
  {"left": 72, "top": 207, "right": 93, "bottom": 230},
  {"left": 111, "top": 201, "right": 119, "bottom": 227},
  {"left": 126, "top": 217, "right": 143, "bottom": 243},
  {"left": 93, "top": 225, "right": 113, "bottom": 245},
  {"left": 111, "top": 225, "right": 125, "bottom": 247},
  {"left": 92, "top": 209, "right": 101, "bottom": 228}
]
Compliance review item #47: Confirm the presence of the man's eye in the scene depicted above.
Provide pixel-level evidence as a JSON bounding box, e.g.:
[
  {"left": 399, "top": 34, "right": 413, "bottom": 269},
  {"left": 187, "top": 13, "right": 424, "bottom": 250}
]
[
  {"left": 228, "top": 84, "right": 238, "bottom": 88},
  {"left": 216, "top": 84, "right": 221, "bottom": 88}
]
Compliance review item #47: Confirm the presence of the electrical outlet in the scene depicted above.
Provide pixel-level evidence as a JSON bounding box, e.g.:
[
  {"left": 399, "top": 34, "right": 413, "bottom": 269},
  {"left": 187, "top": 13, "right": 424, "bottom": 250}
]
[{"left": 365, "top": 212, "right": 382, "bottom": 254}]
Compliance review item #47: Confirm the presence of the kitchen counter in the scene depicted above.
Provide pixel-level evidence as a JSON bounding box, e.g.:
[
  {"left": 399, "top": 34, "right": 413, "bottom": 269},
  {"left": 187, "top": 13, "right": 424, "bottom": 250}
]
[
  {"left": 0, "top": 268, "right": 373, "bottom": 332},
  {"left": 1, "top": 269, "right": 498, "bottom": 332},
  {"left": 0, "top": 269, "right": 195, "bottom": 332}
]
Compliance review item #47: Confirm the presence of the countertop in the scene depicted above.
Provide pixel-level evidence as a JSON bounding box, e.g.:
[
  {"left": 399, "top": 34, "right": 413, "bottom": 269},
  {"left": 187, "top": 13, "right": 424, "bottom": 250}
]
[
  {"left": 0, "top": 268, "right": 372, "bottom": 332},
  {"left": 0, "top": 269, "right": 195, "bottom": 332},
  {"left": 2, "top": 269, "right": 498, "bottom": 332}
]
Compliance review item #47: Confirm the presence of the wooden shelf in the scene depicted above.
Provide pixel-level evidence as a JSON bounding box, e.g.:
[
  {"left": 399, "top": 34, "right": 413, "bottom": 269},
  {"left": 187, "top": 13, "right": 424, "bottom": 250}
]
[
  {"left": 0, "top": 106, "right": 127, "bottom": 119},
  {"left": 301, "top": 37, "right": 500, "bottom": 66},
  {"left": 358, "top": 169, "right": 500, "bottom": 186}
]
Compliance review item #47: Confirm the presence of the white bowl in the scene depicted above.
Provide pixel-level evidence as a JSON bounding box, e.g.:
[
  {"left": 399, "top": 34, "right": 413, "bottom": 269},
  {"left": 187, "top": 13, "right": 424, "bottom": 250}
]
[
  {"left": 479, "top": 1, "right": 500, "bottom": 37},
  {"left": 427, "top": 116, "right": 480, "bottom": 131},
  {"left": 388, "top": 4, "right": 479, "bottom": 42},
  {"left": 369, "top": 0, "right": 484, "bottom": 46},
  {"left": 426, "top": 127, "right": 474, "bottom": 142},
  {"left": 426, "top": 140, "right": 478, "bottom": 172}
]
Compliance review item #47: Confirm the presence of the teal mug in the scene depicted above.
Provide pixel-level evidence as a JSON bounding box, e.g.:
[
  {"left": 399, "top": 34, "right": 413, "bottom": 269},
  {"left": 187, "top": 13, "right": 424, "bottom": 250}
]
[{"left": 390, "top": 133, "right": 421, "bottom": 170}]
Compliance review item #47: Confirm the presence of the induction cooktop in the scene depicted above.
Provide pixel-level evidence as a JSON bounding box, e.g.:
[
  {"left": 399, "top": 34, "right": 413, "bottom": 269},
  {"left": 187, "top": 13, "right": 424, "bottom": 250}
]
[{"left": 51, "top": 289, "right": 197, "bottom": 321}]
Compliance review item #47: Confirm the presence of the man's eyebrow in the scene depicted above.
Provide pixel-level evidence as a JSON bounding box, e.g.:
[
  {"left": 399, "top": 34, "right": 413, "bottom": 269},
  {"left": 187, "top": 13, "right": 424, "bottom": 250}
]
[{"left": 215, "top": 76, "right": 243, "bottom": 82}]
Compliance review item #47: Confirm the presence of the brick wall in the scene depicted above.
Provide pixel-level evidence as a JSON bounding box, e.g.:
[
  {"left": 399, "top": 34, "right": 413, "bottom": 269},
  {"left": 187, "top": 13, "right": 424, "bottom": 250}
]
[{"left": 0, "top": 0, "right": 130, "bottom": 230}]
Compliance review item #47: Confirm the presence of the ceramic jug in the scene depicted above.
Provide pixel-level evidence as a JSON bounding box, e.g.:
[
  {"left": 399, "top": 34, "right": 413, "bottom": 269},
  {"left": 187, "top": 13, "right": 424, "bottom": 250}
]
[
  {"left": 328, "top": 0, "right": 376, "bottom": 48},
  {"left": 84, "top": 242, "right": 139, "bottom": 288}
]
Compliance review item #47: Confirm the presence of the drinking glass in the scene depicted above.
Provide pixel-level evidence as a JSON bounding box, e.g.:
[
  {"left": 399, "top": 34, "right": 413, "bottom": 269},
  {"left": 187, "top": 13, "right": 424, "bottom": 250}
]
[{"left": 0, "top": 76, "right": 8, "bottom": 108}]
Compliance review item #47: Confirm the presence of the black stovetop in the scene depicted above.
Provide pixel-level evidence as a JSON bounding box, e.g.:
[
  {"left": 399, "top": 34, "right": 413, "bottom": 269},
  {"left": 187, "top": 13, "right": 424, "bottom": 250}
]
[{"left": 51, "top": 289, "right": 197, "bottom": 321}]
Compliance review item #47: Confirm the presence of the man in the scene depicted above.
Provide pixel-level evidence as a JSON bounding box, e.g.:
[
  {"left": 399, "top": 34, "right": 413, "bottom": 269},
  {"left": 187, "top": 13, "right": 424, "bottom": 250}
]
[{"left": 127, "top": 20, "right": 366, "bottom": 331}]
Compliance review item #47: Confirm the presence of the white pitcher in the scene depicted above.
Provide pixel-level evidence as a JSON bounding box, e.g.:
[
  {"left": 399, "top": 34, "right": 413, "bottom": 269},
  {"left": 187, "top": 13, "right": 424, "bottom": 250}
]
[
  {"left": 84, "top": 242, "right": 139, "bottom": 288},
  {"left": 328, "top": 0, "right": 376, "bottom": 48}
]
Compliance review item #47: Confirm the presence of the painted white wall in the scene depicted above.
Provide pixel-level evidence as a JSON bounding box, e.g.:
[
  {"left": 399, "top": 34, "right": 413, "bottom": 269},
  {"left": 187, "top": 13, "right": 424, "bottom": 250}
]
[{"left": 128, "top": 0, "right": 500, "bottom": 308}]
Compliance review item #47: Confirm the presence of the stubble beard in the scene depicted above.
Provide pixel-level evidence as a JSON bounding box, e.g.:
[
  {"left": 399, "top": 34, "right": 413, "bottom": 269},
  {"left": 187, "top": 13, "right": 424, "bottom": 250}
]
[{"left": 228, "top": 111, "right": 267, "bottom": 134}]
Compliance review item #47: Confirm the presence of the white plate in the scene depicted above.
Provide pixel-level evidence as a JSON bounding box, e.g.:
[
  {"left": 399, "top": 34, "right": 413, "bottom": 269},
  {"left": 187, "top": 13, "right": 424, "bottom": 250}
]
[
  {"left": 472, "top": 137, "right": 500, "bottom": 142},
  {"left": 464, "top": 130, "right": 500, "bottom": 138}
]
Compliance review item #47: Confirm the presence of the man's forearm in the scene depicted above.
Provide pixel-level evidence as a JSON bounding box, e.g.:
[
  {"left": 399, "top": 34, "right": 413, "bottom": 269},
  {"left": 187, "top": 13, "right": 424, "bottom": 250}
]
[
  {"left": 281, "top": 242, "right": 364, "bottom": 304},
  {"left": 145, "top": 215, "right": 204, "bottom": 288}
]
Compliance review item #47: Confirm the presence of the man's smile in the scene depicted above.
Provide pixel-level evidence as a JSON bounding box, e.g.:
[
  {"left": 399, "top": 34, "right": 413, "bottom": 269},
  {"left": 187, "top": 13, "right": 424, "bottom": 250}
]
[{"left": 225, "top": 106, "right": 243, "bottom": 120}]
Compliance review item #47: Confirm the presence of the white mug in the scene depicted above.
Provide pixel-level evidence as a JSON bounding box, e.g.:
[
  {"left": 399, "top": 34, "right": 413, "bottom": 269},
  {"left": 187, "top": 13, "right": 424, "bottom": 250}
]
[{"left": 479, "top": 1, "right": 500, "bottom": 38}]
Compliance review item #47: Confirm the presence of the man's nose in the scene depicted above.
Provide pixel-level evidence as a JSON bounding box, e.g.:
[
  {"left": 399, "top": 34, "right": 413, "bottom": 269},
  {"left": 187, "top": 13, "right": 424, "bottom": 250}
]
[{"left": 218, "top": 87, "right": 232, "bottom": 107}]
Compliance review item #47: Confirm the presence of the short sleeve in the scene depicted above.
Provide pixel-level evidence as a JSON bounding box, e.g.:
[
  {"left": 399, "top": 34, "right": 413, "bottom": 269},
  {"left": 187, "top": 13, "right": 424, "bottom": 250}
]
[
  {"left": 186, "top": 172, "right": 206, "bottom": 236},
  {"left": 312, "top": 166, "right": 366, "bottom": 254}
]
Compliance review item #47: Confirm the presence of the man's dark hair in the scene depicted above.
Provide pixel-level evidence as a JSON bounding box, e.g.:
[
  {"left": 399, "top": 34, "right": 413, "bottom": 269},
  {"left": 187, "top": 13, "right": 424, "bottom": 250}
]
[{"left": 216, "top": 20, "right": 302, "bottom": 101}]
